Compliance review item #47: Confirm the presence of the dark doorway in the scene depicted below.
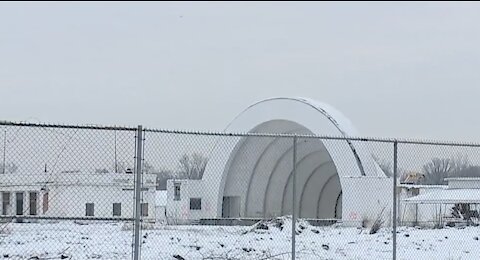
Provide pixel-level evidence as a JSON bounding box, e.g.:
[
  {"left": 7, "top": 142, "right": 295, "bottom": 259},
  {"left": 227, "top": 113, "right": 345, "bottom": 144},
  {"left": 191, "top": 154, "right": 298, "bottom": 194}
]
[
  {"left": 222, "top": 196, "right": 240, "bottom": 218},
  {"left": 16, "top": 192, "right": 24, "bottom": 215}
]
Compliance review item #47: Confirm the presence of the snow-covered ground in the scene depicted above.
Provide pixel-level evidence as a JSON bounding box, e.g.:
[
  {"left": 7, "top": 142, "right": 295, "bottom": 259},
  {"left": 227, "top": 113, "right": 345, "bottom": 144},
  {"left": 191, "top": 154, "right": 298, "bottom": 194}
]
[{"left": 1, "top": 218, "right": 480, "bottom": 259}]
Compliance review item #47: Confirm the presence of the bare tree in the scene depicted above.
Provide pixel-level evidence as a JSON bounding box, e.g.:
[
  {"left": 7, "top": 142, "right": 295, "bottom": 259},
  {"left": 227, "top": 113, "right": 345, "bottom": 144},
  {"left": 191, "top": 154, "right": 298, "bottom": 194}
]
[
  {"left": 156, "top": 170, "right": 174, "bottom": 190},
  {"left": 422, "top": 155, "right": 470, "bottom": 185},
  {"left": 422, "top": 158, "right": 455, "bottom": 185},
  {"left": 177, "top": 153, "right": 208, "bottom": 180},
  {"left": 451, "top": 154, "right": 470, "bottom": 174}
]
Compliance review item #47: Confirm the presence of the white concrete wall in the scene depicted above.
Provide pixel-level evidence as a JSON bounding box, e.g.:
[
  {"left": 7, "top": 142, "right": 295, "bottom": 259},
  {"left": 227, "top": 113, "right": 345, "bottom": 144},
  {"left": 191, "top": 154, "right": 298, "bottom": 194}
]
[
  {"left": 0, "top": 173, "right": 157, "bottom": 220},
  {"left": 156, "top": 206, "right": 166, "bottom": 222},
  {"left": 342, "top": 176, "right": 392, "bottom": 226},
  {"left": 166, "top": 179, "right": 205, "bottom": 224},
  {"left": 399, "top": 186, "right": 448, "bottom": 226},
  {"left": 47, "top": 186, "right": 156, "bottom": 219},
  {"left": 155, "top": 191, "right": 167, "bottom": 222}
]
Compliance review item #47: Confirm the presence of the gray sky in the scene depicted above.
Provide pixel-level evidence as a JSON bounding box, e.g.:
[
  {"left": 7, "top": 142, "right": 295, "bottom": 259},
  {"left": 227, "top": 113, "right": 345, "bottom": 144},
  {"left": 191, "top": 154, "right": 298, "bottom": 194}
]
[{"left": 1, "top": 2, "right": 480, "bottom": 142}]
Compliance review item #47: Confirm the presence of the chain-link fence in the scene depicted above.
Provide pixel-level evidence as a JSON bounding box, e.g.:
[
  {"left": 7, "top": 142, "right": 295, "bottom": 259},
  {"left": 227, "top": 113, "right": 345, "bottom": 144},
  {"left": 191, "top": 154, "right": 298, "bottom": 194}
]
[
  {"left": 0, "top": 122, "right": 143, "bottom": 259},
  {"left": 2, "top": 121, "right": 480, "bottom": 259}
]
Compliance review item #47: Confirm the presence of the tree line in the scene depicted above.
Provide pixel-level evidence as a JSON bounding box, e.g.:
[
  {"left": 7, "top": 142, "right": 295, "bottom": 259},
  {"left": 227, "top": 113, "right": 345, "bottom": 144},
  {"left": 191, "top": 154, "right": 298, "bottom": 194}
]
[
  {"left": 375, "top": 155, "right": 480, "bottom": 185},
  {"left": 4, "top": 152, "right": 478, "bottom": 187},
  {"left": 151, "top": 153, "right": 208, "bottom": 190}
]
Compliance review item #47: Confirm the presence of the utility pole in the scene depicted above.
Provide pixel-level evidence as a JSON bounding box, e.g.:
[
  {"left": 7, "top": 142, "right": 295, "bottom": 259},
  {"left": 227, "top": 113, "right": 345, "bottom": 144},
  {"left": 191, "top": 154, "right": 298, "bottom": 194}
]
[
  {"left": 114, "top": 130, "right": 118, "bottom": 173},
  {"left": 2, "top": 128, "right": 6, "bottom": 174}
]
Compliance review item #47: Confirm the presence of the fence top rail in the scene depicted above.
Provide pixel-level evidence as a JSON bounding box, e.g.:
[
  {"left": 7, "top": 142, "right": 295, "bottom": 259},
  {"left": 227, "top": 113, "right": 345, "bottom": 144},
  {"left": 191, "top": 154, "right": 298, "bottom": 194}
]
[
  {"left": 0, "top": 120, "right": 138, "bottom": 131},
  {"left": 144, "top": 127, "right": 480, "bottom": 148},
  {"left": 2, "top": 120, "right": 480, "bottom": 148}
]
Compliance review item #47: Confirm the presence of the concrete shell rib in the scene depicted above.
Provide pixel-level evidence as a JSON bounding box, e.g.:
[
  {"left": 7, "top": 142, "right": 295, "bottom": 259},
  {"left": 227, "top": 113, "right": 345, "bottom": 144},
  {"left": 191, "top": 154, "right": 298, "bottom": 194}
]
[{"left": 201, "top": 97, "right": 385, "bottom": 220}]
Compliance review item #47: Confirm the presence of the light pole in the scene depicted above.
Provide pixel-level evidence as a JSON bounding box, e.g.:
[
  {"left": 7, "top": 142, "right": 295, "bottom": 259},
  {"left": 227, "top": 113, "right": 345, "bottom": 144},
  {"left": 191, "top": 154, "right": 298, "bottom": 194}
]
[{"left": 2, "top": 128, "right": 6, "bottom": 174}]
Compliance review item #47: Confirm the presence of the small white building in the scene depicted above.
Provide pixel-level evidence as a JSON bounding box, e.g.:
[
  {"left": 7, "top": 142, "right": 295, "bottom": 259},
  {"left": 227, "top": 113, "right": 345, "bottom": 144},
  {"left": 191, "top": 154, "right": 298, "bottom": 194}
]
[
  {"left": 0, "top": 172, "right": 157, "bottom": 221},
  {"left": 403, "top": 178, "right": 480, "bottom": 227},
  {"left": 398, "top": 184, "right": 447, "bottom": 226},
  {"left": 166, "top": 179, "right": 204, "bottom": 224}
]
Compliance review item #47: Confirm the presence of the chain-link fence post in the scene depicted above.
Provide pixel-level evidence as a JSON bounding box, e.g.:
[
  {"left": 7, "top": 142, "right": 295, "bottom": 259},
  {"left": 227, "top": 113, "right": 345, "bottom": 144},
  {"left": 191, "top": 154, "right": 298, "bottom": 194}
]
[
  {"left": 291, "top": 135, "right": 297, "bottom": 260},
  {"left": 392, "top": 140, "right": 398, "bottom": 260},
  {"left": 133, "top": 125, "right": 143, "bottom": 260}
]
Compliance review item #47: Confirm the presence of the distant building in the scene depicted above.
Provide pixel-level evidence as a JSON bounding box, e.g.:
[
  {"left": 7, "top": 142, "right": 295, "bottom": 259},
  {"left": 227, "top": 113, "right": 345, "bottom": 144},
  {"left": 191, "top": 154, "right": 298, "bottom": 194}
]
[
  {"left": 0, "top": 172, "right": 157, "bottom": 221},
  {"left": 398, "top": 184, "right": 446, "bottom": 226},
  {"left": 402, "top": 178, "right": 480, "bottom": 227},
  {"left": 165, "top": 97, "right": 392, "bottom": 226},
  {"left": 401, "top": 172, "right": 425, "bottom": 185}
]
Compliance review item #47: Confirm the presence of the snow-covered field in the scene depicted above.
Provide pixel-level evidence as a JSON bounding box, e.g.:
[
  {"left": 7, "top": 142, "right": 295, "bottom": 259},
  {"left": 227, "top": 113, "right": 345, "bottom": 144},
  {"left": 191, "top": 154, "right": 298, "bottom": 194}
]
[{"left": 1, "top": 218, "right": 480, "bottom": 259}]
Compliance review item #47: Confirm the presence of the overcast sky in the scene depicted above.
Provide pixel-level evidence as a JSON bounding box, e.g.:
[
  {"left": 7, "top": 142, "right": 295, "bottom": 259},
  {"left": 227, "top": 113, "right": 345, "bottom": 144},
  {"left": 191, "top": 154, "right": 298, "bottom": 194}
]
[{"left": 1, "top": 2, "right": 480, "bottom": 141}]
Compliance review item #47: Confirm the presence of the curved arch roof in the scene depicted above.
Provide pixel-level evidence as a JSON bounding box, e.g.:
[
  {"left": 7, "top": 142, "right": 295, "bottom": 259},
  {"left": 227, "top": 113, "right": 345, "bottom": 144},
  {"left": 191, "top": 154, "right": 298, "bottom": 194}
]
[{"left": 201, "top": 97, "right": 385, "bottom": 218}]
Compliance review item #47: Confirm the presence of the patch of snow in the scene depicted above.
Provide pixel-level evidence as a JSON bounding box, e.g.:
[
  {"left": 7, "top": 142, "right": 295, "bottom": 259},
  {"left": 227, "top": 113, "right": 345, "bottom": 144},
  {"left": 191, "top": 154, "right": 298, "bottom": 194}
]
[{"left": 1, "top": 220, "right": 480, "bottom": 259}]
